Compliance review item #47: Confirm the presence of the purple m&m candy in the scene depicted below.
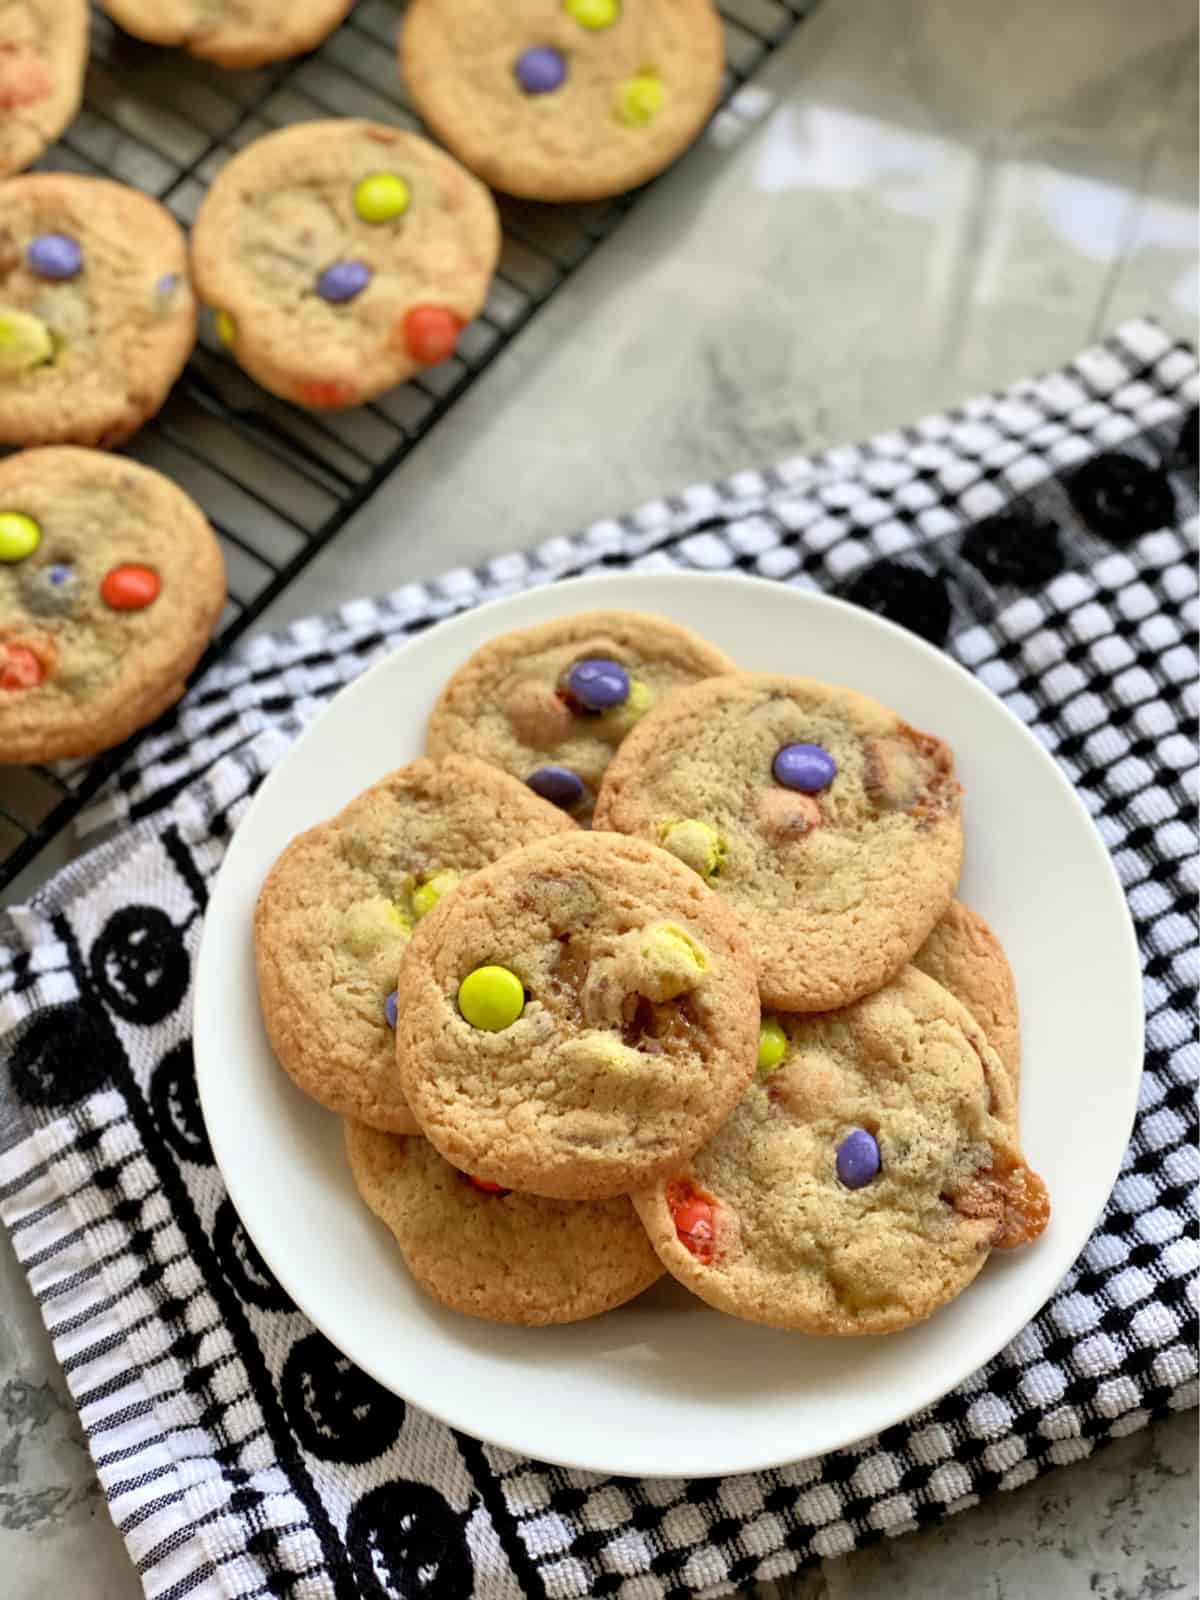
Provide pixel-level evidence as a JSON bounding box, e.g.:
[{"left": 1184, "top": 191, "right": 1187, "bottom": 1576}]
[
  {"left": 836, "top": 1128, "right": 880, "bottom": 1189},
  {"left": 565, "top": 657, "right": 630, "bottom": 711},
  {"left": 514, "top": 46, "right": 567, "bottom": 94},
  {"left": 27, "top": 233, "right": 82, "bottom": 280},
  {"left": 383, "top": 990, "right": 398, "bottom": 1030},
  {"left": 527, "top": 765, "right": 584, "bottom": 809},
  {"left": 317, "top": 260, "right": 371, "bottom": 304},
  {"left": 772, "top": 742, "right": 837, "bottom": 793}
]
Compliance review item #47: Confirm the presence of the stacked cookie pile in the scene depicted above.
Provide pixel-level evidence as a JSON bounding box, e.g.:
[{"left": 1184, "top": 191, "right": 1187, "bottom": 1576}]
[{"left": 256, "top": 610, "right": 1050, "bottom": 1332}]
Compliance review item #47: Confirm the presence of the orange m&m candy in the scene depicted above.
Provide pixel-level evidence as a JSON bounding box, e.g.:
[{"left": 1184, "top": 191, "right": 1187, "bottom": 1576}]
[
  {"left": 101, "top": 564, "right": 159, "bottom": 611},
  {"left": 400, "top": 305, "right": 462, "bottom": 366},
  {"left": 0, "top": 642, "right": 47, "bottom": 690},
  {"left": 666, "top": 1180, "right": 715, "bottom": 1263}
]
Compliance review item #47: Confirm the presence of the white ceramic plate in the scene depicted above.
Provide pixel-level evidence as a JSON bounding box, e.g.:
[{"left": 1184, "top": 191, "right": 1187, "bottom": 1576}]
[{"left": 195, "top": 572, "right": 1142, "bottom": 1478}]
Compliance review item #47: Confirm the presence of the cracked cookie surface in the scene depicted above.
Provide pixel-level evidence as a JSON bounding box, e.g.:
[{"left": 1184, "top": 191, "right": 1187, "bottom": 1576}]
[
  {"left": 255, "top": 756, "right": 575, "bottom": 1134},
  {"left": 401, "top": 0, "right": 725, "bottom": 202},
  {"left": 425, "top": 609, "right": 736, "bottom": 825},
  {"left": 635, "top": 966, "right": 1049, "bottom": 1334},
  {"left": 594, "top": 672, "right": 964, "bottom": 1010},
  {"left": 394, "top": 830, "right": 760, "bottom": 1199},
  {"left": 190, "top": 119, "right": 500, "bottom": 411}
]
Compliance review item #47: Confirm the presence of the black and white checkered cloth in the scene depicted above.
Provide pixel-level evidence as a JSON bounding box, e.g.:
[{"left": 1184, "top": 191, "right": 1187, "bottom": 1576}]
[{"left": 1, "top": 317, "right": 1196, "bottom": 1600}]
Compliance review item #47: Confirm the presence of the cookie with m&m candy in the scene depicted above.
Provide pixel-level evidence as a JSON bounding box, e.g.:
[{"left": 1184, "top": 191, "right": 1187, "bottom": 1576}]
[
  {"left": 400, "top": 0, "right": 725, "bottom": 202},
  {"left": 594, "top": 673, "right": 964, "bottom": 1010},
  {"left": 424, "top": 609, "right": 736, "bottom": 825},
  {"left": 633, "top": 967, "right": 1050, "bottom": 1334},
  {"left": 190, "top": 120, "right": 500, "bottom": 411},
  {"left": 392, "top": 831, "right": 759, "bottom": 1200},
  {"left": 99, "top": 0, "right": 353, "bottom": 69},
  {"left": 254, "top": 757, "right": 576, "bottom": 1135},
  {"left": 0, "top": 174, "right": 196, "bottom": 448},
  {"left": 0, "top": 447, "right": 224, "bottom": 763},
  {"left": 0, "top": 0, "right": 88, "bottom": 178},
  {"left": 344, "top": 1120, "right": 662, "bottom": 1325}
]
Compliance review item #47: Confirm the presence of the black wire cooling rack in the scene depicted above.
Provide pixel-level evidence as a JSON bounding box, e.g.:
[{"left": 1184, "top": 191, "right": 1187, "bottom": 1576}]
[{"left": 0, "top": 0, "right": 816, "bottom": 891}]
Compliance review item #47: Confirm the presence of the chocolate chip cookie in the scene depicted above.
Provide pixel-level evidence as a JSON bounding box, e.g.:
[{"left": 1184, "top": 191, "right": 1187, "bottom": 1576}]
[
  {"left": 100, "top": 0, "right": 353, "bottom": 69},
  {"left": 0, "top": 446, "right": 224, "bottom": 763},
  {"left": 0, "top": 0, "right": 88, "bottom": 177},
  {"left": 0, "top": 174, "right": 196, "bottom": 448},
  {"left": 345, "top": 1120, "right": 663, "bottom": 1325},
  {"left": 635, "top": 966, "right": 1050, "bottom": 1335},
  {"left": 190, "top": 119, "right": 501, "bottom": 411},
  {"left": 393, "top": 830, "right": 760, "bottom": 1200},
  {"left": 424, "top": 609, "right": 736, "bottom": 824},
  {"left": 594, "top": 673, "right": 964, "bottom": 1010},
  {"left": 401, "top": 0, "right": 725, "bottom": 202},
  {"left": 255, "top": 756, "right": 576, "bottom": 1134}
]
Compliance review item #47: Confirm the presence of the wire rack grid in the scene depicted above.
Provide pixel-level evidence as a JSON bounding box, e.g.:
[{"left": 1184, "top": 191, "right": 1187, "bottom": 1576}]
[{"left": 0, "top": 0, "right": 816, "bottom": 890}]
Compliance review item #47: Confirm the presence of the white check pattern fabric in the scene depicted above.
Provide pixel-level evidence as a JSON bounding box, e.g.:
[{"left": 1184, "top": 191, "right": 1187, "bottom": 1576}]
[{"left": 0, "top": 318, "right": 1196, "bottom": 1600}]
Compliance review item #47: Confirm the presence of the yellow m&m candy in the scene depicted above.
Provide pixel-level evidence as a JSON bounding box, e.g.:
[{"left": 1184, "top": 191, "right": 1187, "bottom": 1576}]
[
  {"left": 458, "top": 965, "right": 525, "bottom": 1031},
  {"left": 614, "top": 74, "right": 666, "bottom": 127},
  {"left": 757, "top": 1018, "right": 788, "bottom": 1073},
  {"left": 0, "top": 512, "right": 40, "bottom": 563},
  {"left": 564, "top": 0, "right": 619, "bottom": 27},
  {"left": 354, "top": 173, "right": 410, "bottom": 224},
  {"left": 214, "top": 310, "right": 236, "bottom": 347},
  {"left": 412, "top": 868, "right": 460, "bottom": 920},
  {"left": 0, "top": 309, "right": 53, "bottom": 375}
]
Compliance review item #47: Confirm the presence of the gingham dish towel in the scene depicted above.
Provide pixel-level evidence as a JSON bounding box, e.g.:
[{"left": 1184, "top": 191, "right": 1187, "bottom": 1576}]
[{"left": 1, "top": 317, "right": 1196, "bottom": 1600}]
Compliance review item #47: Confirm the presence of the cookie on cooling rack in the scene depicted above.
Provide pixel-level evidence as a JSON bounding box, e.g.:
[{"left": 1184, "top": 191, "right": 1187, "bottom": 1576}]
[
  {"left": 190, "top": 119, "right": 500, "bottom": 411},
  {"left": 0, "top": 447, "right": 224, "bottom": 763},
  {"left": 0, "top": 174, "right": 195, "bottom": 449},
  {"left": 0, "top": 0, "right": 89, "bottom": 178},
  {"left": 400, "top": 0, "right": 726, "bottom": 202},
  {"left": 99, "top": 0, "right": 354, "bottom": 69}
]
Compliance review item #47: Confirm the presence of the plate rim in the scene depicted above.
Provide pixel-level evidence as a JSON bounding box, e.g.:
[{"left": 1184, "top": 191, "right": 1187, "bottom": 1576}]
[{"left": 195, "top": 569, "right": 1144, "bottom": 1477}]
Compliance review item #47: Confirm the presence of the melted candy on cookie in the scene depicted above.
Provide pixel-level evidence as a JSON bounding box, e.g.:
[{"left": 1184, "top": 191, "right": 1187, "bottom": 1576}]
[
  {"left": 0, "top": 50, "right": 51, "bottom": 110},
  {"left": 948, "top": 1150, "right": 1050, "bottom": 1248},
  {"left": 666, "top": 1179, "right": 715, "bottom": 1263},
  {"left": 0, "top": 641, "right": 47, "bottom": 690},
  {"left": 465, "top": 1173, "right": 511, "bottom": 1196},
  {"left": 613, "top": 74, "right": 666, "bottom": 127},
  {"left": 297, "top": 377, "right": 358, "bottom": 409}
]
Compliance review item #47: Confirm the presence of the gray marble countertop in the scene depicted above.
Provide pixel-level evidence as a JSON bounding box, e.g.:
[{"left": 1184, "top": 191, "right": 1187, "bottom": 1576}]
[{"left": 3, "top": 0, "right": 1198, "bottom": 1596}]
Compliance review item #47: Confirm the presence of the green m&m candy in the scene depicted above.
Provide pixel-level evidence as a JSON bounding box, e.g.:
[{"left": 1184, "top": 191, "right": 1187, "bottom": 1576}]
[{"left": 458, "top": 965, "right": 524, "bottom": 1031}]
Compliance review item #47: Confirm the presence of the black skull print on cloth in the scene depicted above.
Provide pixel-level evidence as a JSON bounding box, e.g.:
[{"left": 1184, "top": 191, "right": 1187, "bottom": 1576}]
[
  {"left": 842, "top": 557, "right": 955, "bottom": 645},
  {"left": 281, "top": 1331, "right": 405, "bottom": 1463},
  {"left": 1066, "top": 451, "right": 1177, "bottom": 543},
  {"left": 7, "top": 1001, "right": 123, "bottom": 1108},
  {"left": 90, "top": 905, "right": 190, "bottom": 1024},
  {"left": 214, "top": 1197, "right": 293, "bottom": 1314},
  {"left": 0, "top": 318, "right": 1193, "bottom": 1600},
  {"left": 347, "top": 1482, "right": 473, "bottom": 1600},
  {"left": 150, "top": 1040, "right": 213, "bottom": 1165}
]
